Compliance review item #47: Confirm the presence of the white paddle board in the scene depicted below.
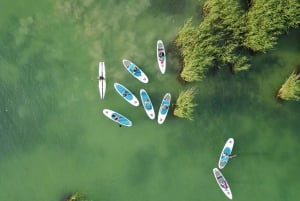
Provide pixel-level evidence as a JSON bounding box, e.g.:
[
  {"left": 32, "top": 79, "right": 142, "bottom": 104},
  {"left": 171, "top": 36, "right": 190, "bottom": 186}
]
[
  {"left": 122, "top": 59, "right": 149, "bottom": 83},
  {"left": 213, "top": 168, "right": 233, "bottom": 199},
  {"left": 140, "top": 89, "right": 155, "bottom": 119},
  {"left": 218, "top": 138, "right": 234, "bottom": 169},
  {"left": 98, "top": 61, "right": 106, "bottom": 99},
  {"left": 114, "top": 83, "right": 139, "bottom": 107},
  {"left": 157, "top": 93, "right": 171, "bottom": 124},
  {"left": 157, "top": 40, "right": 166, "bottom": 74},
  {"left": 103, "top": 109, "right": 132, "bottom": 127}
]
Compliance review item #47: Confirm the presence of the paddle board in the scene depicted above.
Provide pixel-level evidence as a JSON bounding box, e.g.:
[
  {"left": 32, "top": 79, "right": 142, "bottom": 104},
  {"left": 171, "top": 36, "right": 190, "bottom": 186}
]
[
  {"left": 103, "top": 109, "right": 132, "bottom": 127},
  {"left": 122, "top": 59, "right": 149, "bottom": 83},
  {"left": 218, "top": 138, "right": 234, "bottom": 169},
  {"left": 140, "top": 89, "right": 155, "bottom": 119},
  {"left": 213, "top": 168, "right": 233, "bottom": 200},
  {"left": 157, "top": 40, "right": 166, "bottom": 74},
  {"left": 98, "top": 61, "right": 106, "bottom": 99},
  {"left": 157, "top": 93, "right": 171, "bottom": 124},
  {"left": 114, "top": 83, "right": 139, "bottom": 107}
]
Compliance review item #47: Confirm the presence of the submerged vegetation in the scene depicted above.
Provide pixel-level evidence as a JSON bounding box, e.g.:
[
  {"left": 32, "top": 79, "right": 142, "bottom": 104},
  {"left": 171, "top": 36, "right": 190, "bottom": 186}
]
[
  {"left": 175, "top": 0, "right": 300, "bottom": 82},
  {"left": 65, "top": 192, "right": 91, "bottom": 201},
  {"left": 277, "top": 71, "right": 300, "bottom": 101},
  {"left": 173, "top": 88, "right": 197, "bottom": 120}
]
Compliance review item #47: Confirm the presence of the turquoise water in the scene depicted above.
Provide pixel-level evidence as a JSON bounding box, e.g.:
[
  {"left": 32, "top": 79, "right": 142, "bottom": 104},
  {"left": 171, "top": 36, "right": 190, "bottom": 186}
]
[{"left": 0, "top": 0, "right": 300, "bottom": 201}]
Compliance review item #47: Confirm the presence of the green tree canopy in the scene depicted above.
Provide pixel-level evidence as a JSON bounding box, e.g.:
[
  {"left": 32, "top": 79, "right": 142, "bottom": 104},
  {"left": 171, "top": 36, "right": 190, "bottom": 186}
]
[
  {"left": 175, "top": 0, "right": 300, "bottom": 82},
  {"left": 244, "top": 0, "right": 300, "bottom": 52},
  {"left": 277, "top": 71, "right": 300, "bottom": 101},
  {"left": 175, "top": 0, "right": 250, "bottom": 82},
  {"left": 66, "top": 192, "right": 91, "bottom": 201},
  {"left": 173, "top": 88, "right": 197, "bottom": 120}
]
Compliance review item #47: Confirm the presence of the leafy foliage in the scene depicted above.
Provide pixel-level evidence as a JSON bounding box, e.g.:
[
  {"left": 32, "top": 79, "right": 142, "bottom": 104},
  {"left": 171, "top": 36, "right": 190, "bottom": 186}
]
[
  {"left": 277, "top": 71, "right": 300, "bottom": 101},
  {"left": 175, "top": 18, "right": 213, "bottom": 82},
  {"left": 175, "top": 0, "right": 249, "bottom": 82},
  {"left": 173, "top": 88, "right": 197, "bottom": 120},
  {"left": 66, "top": 192, "right": 91, "bottom": 201},
  {"left": 244, "top": 0, "right": 300, "bottom": 52},
  {"left": 175, "top": 0, "right": 300, "bottom": 82}
]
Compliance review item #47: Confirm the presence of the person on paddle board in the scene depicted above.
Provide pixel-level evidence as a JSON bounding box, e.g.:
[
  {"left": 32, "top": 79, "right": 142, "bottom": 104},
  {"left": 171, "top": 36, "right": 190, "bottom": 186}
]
[
  {"left": 217, "top": 175, "right": 229, "bottom": 189},
  {"left": 98, "top": 75, "right": 105, "bottom": 80},
  {"left": 122, "top": 91, "right": 129, "bottom": 97},
  {"left": 221, "top": 147, "right": 237, "bottom": 163},
  {"left": 159, "top": 51, "right": 165, "bottom": 58},
  {"left": 111, "top": 114, "right": 124, "bottom": 127},
  {"left": 229, "top": 154, "right": 237, "bottom": 159},
  {"left": 111, "top": 114, "right": 119, "bottom": 121},
  {"left": 129, "top": 64, "right": 141, "bottom": 76}
]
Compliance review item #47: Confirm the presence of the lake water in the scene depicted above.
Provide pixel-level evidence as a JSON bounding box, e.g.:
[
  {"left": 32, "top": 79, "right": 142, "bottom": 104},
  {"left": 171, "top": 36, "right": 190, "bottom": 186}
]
[{"left": 0, "top": 0, "right": 300, "bottom": 201}]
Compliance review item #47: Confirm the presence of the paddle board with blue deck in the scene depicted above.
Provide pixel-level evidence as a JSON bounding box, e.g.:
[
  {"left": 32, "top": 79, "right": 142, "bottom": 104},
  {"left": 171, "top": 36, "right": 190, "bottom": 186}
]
[
  {"left": 157, "top": 93, "right": 171, "bottom": 124},
  {"left": 213, "top": 168, "right": 233, "bottom": 199},
  {"left": 98, "top": 61, "right": 106, "bottom": 99},
  {"left": 114, "top": 83, "right": 139, "bottom": 107},
  {"left": 140, "top": 89, "right": 155, "bottom": 119},
  {"left": 103, "top": 109, "right": 132, "bottom": 127},
  {"left": 157, "top": 40, "right": 166, "bottom": 74},
  {"left": 218, "top": 138, "right": 234, "bottom": 169},
  {"left": 122, "top": 59, "right": 149, "bottom": 83}
]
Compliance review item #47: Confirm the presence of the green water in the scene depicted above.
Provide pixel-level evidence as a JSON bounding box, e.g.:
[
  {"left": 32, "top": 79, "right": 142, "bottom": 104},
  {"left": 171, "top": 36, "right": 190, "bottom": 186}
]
[{"left": 0, "top": 0, "right": 299, "bottom": 201}]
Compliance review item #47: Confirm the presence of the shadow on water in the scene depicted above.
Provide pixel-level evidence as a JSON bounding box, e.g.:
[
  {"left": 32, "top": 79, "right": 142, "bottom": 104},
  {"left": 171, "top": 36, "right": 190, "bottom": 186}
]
[
  {"left": 166, "top": 39, "right": 187, "bottom": 83},
  {"left": 157, "top": 30, "right": 300, "bottom": 163},
  {"left": 194, "top": 69, "right": 258, "bottom": 117},
  {"left": 193, "top": 45, "right": 292, "bottom": 117},
  {"left": 126, "top": 145, "right": 159, "bottom": 185},
  {"left": 148, "top": 0, "right": 187, "bottom": 15},
  {"left": 277, "top": 29, "right": 300, "bottom": 51},
  {"left": 250, "top": 53, "right": 282, "bottom": 74}
]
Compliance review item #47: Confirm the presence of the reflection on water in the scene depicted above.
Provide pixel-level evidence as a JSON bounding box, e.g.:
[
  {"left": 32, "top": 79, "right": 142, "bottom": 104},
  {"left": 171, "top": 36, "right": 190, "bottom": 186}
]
[{"left": 0, "top": 0, "right": 300, "bottom": 201}]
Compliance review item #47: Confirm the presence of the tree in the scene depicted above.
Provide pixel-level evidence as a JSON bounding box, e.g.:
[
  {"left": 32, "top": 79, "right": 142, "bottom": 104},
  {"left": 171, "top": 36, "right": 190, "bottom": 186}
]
[
  {"left": 244, "top": 0, "right": 300, "bottom": 52},
  {"left": 175, "top": 0, "right": 300, "bottom": 82},
  {"left": 175, "top": 0, "right": 249, "bottom": 82},
  {"left": 173, "top": 88, "right": 198, "bottom": 120},
  {"left": 277, "top": 71, "right": 300, "bottom": 101},
  {"left": 66, "top": 192, "right": 91, "bottom": 201}
]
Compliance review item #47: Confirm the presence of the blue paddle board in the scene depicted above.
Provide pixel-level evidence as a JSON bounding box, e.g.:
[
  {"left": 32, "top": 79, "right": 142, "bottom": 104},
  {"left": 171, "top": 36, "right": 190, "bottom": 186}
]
[
  {"left": 122, "top": 59, "right": 149, "bottom": 83},
  {"left": 114, "top": 83, "right": 139, "bottom": 107},
  {"left": 218, "top": 138, "right": 234, "bottom": 169},
  {"left": 103, "top": 109, "right": 132, "bottom": 127},
  {"left": 140, "top": 89, "right": 155, "bottom": 119},
  {"left": 157, "top": 93, "right": 171, "bottom": 124}
]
